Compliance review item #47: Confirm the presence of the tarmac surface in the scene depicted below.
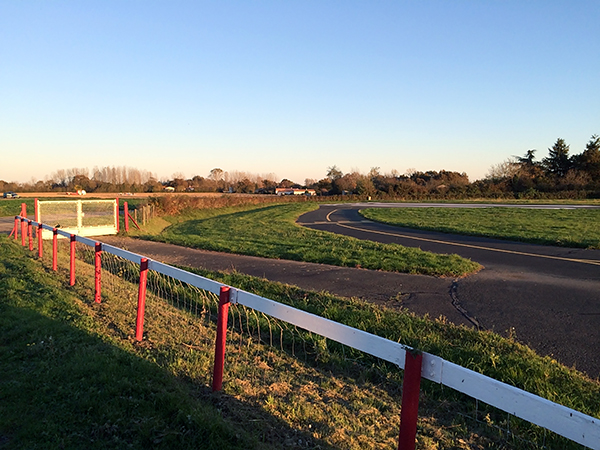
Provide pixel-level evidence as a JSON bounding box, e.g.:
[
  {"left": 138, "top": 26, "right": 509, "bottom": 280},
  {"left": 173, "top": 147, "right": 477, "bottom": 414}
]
[
  {"left": 300, "top": 203, "right": 600, "bottom": 378},
  {"left": 2, "top": 203, "right": 599, "bottom": 378}
]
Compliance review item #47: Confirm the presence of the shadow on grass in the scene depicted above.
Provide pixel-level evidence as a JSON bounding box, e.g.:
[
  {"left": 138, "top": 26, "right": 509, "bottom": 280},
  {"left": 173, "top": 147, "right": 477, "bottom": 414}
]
[{"left": 0, "top": 302, "right": 334, "bottom": 450}]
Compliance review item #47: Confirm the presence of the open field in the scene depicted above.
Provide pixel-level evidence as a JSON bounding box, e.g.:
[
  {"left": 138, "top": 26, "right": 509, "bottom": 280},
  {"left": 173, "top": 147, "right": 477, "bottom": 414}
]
[
  {"left": 4, "top": 194, "right": 599, "bottom": 218},
  {"left": 372, "top": 198, "right": 600, "bottom": 205},
  {"left": 0, "top": 194, "right": 240, "bottom": 218},
  {"left": 360, "top": 207, "right": 600, "bottom": 249},
  {"left": 132, "top": 203, "right": 481, "bottom": 277},
  {"left": 0, "top": 197, "right": 150, "bottom": 219},
  {"left": 9, "top": 192, "right": 600, "bottom": 203},
  {"left": 1, "top": 236, "right": 599, "bottom": 448},
  {"left": 0, "top": 198, "right": 33, "bottom": 217},
  {"left": 4, "top": 192, "right": 229, "bottom": 199}
]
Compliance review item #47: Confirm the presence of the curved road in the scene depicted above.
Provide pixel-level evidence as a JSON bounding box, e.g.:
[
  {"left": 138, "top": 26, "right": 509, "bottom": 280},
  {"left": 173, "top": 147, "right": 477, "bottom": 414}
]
[{"left": 299, "top": 203, "right": 600, "bottom": 378}]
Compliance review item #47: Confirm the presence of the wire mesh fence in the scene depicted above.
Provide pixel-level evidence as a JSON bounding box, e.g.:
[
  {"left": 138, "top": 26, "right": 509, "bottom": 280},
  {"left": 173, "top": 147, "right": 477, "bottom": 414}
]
[
  {"left": 439, "top": 394, "right": 580, "bottom": 450},
  {"left": 38, "top": 201, "right": 80, "bottom": 229}
]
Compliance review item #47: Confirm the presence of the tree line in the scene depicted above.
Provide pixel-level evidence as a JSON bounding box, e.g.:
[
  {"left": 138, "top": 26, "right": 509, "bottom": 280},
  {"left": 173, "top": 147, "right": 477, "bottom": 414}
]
[
  {"left": 483, "top": 135, "right": 600, "bottom": 198},
  {"left": 2, "top": 135, "right": 599, "bottom": 199}
]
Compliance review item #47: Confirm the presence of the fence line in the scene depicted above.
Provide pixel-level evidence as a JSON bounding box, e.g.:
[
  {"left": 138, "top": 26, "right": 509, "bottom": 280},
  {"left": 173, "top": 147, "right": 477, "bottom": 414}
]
[{"left": 9, "top": 215, "right": 600, "bottom": 450}]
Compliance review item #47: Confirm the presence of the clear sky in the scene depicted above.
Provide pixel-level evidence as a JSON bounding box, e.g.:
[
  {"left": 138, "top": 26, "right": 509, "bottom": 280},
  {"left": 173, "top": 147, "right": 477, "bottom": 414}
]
[{"left": 1, "top": 1, "right": 599, "bottom": 184}]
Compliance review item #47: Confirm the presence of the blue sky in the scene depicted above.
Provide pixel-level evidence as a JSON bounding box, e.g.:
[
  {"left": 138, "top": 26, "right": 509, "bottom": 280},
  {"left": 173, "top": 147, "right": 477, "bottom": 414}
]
[{"left": 1, "top": 1, "right": 599, "bottom": 184}]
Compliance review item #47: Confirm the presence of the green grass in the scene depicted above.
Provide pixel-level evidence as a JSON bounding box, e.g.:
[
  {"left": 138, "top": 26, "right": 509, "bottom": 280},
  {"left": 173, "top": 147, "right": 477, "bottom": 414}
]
[
  {"left": 0, "top": 198, "right": 32, "bottom": 217},
  {"left": 372, "top": 198, "right": 600, "bottom": 205},
  {"left": 1, "top": 236, "right": 598, "bottom": 449},
  {"left": 361, "top": 207, "right": 600, "bottom": 249},
  {"left": 131, "top": 203, "right": 481, "bottom": 277}
]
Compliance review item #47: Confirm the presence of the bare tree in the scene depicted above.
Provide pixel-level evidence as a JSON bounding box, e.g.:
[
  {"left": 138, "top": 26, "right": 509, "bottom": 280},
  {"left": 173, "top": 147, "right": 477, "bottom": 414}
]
[
  {"left": 486, "top": 158, "right": 519, "bottom": 180},
  {"left": 209, "top": 168, "right": 224, "bottom": 181}
]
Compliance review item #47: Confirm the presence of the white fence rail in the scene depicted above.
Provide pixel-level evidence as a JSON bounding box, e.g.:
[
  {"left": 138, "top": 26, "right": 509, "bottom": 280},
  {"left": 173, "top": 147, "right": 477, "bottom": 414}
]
[{"left": 14, "top": 216, "right": 600, "bottom": 449}]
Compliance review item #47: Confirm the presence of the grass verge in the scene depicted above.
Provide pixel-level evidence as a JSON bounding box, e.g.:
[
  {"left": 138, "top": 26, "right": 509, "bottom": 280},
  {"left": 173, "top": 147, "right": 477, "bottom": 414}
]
[
  {"left": 0, "top": 199, "right": 32, "bottom": 217},
  {"left": 2, "top": 236, "right": 598, "bottom": 449},
  {"left": 360, "top": 207, "right": 600, "bottom": 249},
  {"left": 131, "top": 203, "right": 480, "bottom": 277}
]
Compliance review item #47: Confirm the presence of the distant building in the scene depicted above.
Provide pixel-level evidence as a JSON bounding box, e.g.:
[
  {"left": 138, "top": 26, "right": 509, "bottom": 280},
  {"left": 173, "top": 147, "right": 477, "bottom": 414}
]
[
  {"left": 164, "top": 186, "right": 175, "bottom": 192},
  {"left": 275, "top": 188, "right": 316, "bottom": 196}
]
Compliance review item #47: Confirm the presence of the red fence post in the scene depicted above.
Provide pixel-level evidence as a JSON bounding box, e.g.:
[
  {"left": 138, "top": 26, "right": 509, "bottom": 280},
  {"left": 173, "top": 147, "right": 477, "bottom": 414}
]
[
  {"left": 28, "top": 221, "right": 33, "bottom": 251},
  {"left": 115, "top": 197, "right": 120, "bottom": 233},
  {"left": 135, "top": 258, "right": 149, "bottom": 341},
  {"left": 212, "top": 286, "right": 231, "bottom": 392},
  {"left": 69, "top": 234, "right": 76, "bottom": 286},
  {"left": 94, "top": 242, "right": 102, "bottom": 303},
  {"left": 13, "top": 216, "right": 18, "bottom": 240},
  {"left": 52, "top": 228, "right": 58, "bottom": 271},
  {"left": 398, "top": 351, "right": 423, "bottom": 450},
  {"left": 21, "top": 204, "right": 27, "bottom": 240},
  {"left": 33, "top": 199, "right": 39, "bottom": 239},
  {"left": 21, "top": 219, "right": 26, "bottom": 246},
  {"left": 124, "top": 201, "right": 129, "bottom": 232},
  {"left": 37, "top": 224, "right": 43, "bottom": 258}
]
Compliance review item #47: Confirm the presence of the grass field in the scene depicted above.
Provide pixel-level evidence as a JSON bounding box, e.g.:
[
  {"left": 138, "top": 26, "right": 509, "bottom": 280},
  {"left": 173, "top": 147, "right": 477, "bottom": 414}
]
[
  {"left": 131, "top": 203, "right": 481, "bottom": 277},
  {"left": 0, "top": 197, "right": 145, "bottom": 219},
  {"left": 360, "top": 207, "right": 600, "bottom": 249},
  {"left": 374, "top": 198, "right": 600, "bottom": 205},
  {"left": 0, "top": 198, "right": 33, "bottom": 217},
  {"left": 1, "top": 236, "right": 598, "bottom": 449}
]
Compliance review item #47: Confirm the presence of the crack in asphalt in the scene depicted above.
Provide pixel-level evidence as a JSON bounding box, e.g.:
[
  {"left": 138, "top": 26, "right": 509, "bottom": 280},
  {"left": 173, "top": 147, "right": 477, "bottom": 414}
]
[{"left": 450, "top": 280, "right": 482, "bottom": 330}]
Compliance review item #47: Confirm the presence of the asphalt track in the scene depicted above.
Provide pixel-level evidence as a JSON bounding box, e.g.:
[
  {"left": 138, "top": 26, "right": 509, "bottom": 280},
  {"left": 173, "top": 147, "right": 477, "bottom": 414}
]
[{"left": 298, "top": 203, "right": 600, "bottom": 378}]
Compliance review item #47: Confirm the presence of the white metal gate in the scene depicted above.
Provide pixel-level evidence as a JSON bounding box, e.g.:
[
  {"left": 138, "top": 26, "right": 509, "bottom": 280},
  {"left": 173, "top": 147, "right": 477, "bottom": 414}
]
[{"left": 36, "top": 199, "right": 118, "bottom": 238}]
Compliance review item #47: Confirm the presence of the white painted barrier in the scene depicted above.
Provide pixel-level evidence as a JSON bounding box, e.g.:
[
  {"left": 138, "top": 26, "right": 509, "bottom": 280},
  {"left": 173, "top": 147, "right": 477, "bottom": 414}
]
[
  {"left": 149, "top": 260, "right": 222, "bottom": 295},
  {"left": 234, "top": 289, "right": 408, "bottom": 369}
]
